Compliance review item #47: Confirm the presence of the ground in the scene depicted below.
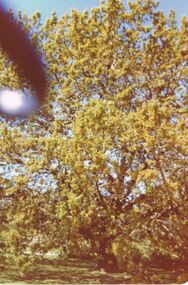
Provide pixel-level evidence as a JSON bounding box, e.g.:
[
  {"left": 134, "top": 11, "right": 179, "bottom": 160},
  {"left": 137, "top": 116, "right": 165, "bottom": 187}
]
[
  {"left": 0, "top": 258, "right": 131, "bottom": 284},
  {"left": 0, "top": 257, "right": 187, "bottom": 284}
]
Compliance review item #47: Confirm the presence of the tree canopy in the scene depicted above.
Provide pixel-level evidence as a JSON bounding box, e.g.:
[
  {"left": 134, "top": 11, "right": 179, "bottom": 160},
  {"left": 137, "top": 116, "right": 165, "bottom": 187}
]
[{"left": 0, "top": 0, "right": 187, "bottom": 282}]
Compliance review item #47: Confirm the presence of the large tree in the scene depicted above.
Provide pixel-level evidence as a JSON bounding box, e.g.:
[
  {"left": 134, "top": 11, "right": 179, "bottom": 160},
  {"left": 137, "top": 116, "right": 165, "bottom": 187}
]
[{"left": 0, "top": 0, "right": 187, "bottom": 280}]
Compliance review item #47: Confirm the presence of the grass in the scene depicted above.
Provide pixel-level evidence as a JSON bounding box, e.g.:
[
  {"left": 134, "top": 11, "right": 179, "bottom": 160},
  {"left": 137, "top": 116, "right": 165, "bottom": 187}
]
[
  {"left": 0, "top": 257, "right": 132, "bottom": 284},
  {"left": 0, "top": 257, "right": 187, "bottom": 284}
]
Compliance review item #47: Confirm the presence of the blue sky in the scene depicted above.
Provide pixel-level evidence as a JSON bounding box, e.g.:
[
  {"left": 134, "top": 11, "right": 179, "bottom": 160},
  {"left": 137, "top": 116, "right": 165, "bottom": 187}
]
[{"left": 2, "top": 0, "right": 188, "bottom": 23}]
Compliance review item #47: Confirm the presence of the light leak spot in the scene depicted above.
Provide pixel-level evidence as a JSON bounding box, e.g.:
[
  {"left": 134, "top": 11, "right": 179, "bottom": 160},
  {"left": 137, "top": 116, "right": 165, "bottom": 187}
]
[
  {"left": 0, "top": 89, "right": 38, "bottom": 116},
  {"left": 0, "top": 90, "right": 23, "bottom": 112}
]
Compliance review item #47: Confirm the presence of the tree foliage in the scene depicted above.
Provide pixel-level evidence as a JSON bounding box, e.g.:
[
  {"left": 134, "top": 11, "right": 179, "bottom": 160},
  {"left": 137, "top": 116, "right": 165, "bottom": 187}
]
[{"left": 0, "top": 0, "right": 188, "bottom": 281}]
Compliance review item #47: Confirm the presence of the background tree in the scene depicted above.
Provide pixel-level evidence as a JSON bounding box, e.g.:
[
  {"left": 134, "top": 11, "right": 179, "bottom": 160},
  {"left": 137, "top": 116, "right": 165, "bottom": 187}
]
[{"left": 0, "top": 0, "right": 187, "bottom": 281}]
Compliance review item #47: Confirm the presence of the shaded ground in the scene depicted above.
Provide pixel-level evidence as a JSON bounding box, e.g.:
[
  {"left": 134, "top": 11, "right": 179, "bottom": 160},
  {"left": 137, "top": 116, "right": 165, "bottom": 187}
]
[
  {"left": 0, "top": 257, "right": 187, "bottom": 284},
  {"left": 0, "top": 258, "right": 131, "bottom": 284}
]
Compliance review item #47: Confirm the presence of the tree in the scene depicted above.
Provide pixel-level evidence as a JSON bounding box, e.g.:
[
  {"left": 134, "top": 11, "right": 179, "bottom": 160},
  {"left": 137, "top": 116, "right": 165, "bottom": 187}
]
[{"left": 0, "top": 0, "right": 187, "bottom": 280}]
